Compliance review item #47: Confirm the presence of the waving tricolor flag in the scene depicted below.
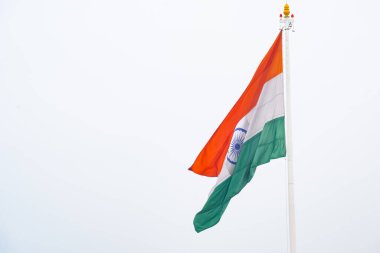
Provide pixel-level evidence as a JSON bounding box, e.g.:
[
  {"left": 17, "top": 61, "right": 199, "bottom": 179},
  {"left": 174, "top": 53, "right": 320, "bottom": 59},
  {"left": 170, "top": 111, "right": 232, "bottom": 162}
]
[{"left": 189, "top": 31, "right": 286, "bottom": 232}]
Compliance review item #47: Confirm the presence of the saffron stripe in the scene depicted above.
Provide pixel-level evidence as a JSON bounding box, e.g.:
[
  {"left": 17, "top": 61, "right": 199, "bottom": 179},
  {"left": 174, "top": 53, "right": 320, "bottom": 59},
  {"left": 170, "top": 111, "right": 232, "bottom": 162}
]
[{"left": 189, "top": 31, "right": 283, "bottom": 177}]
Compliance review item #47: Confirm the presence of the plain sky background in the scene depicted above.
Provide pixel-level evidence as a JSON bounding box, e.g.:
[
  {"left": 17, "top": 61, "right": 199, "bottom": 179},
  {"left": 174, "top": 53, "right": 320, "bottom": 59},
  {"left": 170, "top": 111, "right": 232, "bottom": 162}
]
[{"left": 1, "top": 0, "right": 380, "bottom": 252}]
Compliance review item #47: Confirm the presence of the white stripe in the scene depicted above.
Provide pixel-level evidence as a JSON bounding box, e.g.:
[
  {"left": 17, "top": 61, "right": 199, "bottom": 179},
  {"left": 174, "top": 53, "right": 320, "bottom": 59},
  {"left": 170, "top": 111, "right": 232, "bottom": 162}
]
[
  {"left": 211, "top": 73, "right": 284, "bottom": 192},
  {"left": 244, "top": 73, "right": 285, "bottom": 140}
]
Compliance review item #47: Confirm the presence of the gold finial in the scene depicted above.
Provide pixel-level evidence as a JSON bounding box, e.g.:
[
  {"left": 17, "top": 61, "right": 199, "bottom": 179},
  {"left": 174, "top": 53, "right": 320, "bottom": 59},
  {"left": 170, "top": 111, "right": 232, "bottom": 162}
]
[{"left": 283, "top": 3, "right": 290, "bottom": 17}]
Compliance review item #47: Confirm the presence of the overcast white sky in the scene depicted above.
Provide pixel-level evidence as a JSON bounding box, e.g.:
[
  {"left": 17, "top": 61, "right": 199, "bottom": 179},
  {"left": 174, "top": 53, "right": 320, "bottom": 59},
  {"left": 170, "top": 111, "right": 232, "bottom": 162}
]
[{"left": 1, "top": 0, "right": 380, "bottom": 252}]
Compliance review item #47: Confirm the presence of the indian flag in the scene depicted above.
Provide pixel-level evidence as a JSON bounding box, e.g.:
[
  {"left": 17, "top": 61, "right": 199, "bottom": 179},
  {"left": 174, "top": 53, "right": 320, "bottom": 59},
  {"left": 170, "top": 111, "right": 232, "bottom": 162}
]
[{"left": 189, "top": 31, "right": 286, "bottom": 232}]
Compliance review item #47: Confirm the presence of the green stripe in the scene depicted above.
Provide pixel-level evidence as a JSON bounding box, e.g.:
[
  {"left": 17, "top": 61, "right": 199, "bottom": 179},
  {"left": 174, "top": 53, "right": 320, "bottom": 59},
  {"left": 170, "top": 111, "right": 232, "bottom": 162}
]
[{"left": 193, "top": 116, "right": 286, "bottom": 233}]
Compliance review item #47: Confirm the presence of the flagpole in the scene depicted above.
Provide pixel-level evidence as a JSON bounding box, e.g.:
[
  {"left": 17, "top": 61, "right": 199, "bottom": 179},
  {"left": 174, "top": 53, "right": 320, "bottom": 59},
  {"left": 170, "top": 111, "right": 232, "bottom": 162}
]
[{"left": 280, "top": 4, "right": 296, "bottom": 253}]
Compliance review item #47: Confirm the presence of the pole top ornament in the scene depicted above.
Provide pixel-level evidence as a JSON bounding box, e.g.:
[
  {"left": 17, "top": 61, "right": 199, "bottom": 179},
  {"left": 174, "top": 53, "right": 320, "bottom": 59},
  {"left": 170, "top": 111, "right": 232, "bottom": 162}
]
[{"left": 283, "top": 3, "right": 290, "bottom": 17}]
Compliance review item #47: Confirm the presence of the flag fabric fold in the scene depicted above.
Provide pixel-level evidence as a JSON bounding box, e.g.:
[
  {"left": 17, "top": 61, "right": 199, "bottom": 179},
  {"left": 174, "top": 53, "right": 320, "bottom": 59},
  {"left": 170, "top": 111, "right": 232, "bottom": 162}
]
[{"left": 190, "top": 31, "right": 286, "bottom": 232}]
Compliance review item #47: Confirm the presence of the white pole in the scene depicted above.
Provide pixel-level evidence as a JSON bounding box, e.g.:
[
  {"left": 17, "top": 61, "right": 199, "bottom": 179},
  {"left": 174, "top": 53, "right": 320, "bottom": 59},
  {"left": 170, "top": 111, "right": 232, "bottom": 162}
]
[
  {"left": 284, "top": 29, "right": 296, "bottom": 253},
  {"left": 280, "top": 6, "right": 296, "bottom": 253}
]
